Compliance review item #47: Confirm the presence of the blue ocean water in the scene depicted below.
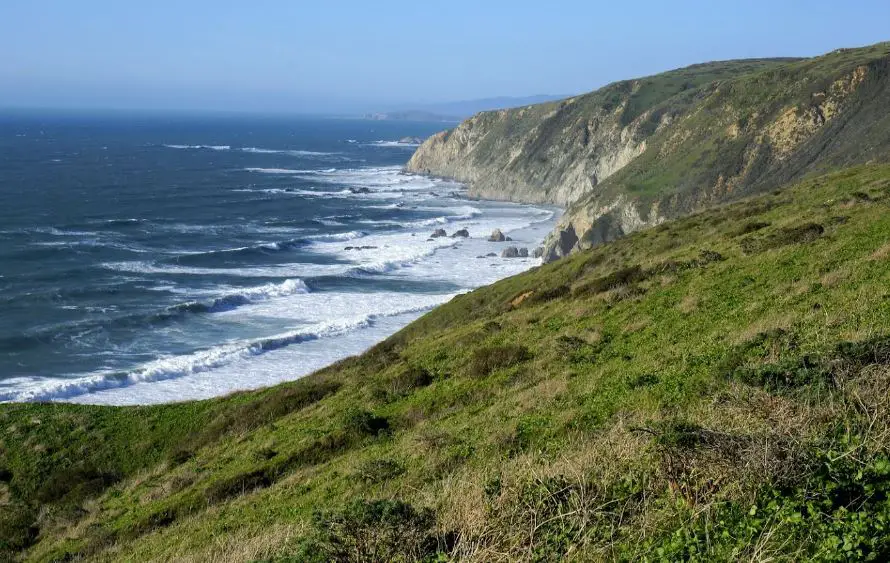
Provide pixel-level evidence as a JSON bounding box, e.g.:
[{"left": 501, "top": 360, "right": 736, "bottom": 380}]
[{"left": 0, "top": 112, "right": 556, "bottom": 404}]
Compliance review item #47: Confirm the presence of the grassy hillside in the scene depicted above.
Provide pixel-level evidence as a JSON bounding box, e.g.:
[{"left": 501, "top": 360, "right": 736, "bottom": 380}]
[{"left": 4, "top": 164, "right": 890, "bottom": 560}]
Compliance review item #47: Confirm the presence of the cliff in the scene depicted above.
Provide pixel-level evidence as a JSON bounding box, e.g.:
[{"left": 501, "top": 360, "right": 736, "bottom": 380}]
[{"left": 407, "top": 43, "right": 890, "bottom": 261}]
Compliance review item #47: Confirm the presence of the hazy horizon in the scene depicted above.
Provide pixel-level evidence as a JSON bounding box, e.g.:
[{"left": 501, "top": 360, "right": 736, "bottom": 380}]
[{"left": 3, "top": 0, "right": 889, "bottom": 115}]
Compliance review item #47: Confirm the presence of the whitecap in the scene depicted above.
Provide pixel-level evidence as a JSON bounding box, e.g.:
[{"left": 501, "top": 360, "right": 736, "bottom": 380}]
[
  {"left": 1, "top": 298, "right": 443, "bottom": 403},
  {"left": 163, "top": 144, "right": 231, "bottom": 151}
]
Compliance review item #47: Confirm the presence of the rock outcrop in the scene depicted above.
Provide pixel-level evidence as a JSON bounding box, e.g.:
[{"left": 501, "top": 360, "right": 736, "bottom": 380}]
[
  {"left": 451, "top": 229, "right": 469, "bottom": 238},
  {"left": 488, "top": 229, "right": 506, "bottom": 242},
  {"left": 501, "top": 246, "right": 519, "bottom": 258},
  {"left": 407, "top": 43, "right": 890, "bottom": 261},
  {"left": 430, "top": 229, "right": 447, "bottom": 238}
]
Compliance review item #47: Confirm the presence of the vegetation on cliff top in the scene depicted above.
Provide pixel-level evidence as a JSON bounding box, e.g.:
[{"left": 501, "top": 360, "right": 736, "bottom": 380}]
[
  {"left": 407, "top": 42, "right": 890, "bottom": 262},
  {"left": 4, "top": 164, "right": 890, "bottom": 560}
]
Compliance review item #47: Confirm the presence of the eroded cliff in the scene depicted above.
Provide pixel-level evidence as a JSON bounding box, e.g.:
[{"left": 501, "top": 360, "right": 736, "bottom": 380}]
[{"left": 407, "top": 43, "right": 890, "bottom": 261}]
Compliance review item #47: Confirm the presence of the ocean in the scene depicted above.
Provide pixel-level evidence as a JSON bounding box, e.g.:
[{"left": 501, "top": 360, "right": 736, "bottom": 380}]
[{"left": 0, "top": 112, "right": 557, "bottom": 405}]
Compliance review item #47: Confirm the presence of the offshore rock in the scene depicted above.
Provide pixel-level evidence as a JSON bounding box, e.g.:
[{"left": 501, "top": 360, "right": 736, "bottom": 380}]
[
  {"left": 488, "top": 229, "right": 506, "bottom": 242},
  {"left": 451, "top": 229, "right": 469, "bottom": 238},
  {"left": 501, "top": 246, "right": 520, "bottom": 258}
]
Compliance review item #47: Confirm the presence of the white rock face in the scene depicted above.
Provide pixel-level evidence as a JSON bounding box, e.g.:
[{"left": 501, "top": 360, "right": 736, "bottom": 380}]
[{"left": 406, "top": 99, "right": 649, "bottom": 208}]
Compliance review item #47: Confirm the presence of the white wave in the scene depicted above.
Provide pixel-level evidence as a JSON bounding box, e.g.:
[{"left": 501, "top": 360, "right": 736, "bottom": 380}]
[
  {"left": 303, "top": 230, "right": 366, "bottom": 242},
  {"left": 369, "top": 140, "right": 421, "bottom": 147},
  {"left": 317, "top": 218, "right": 345, "bottom": 227},
  {"left": 101, "top": 261, "right": 347, "bottom": 278},
  {"left": 242, "top": 147, "right": 335, "bottom": 156},
  {"left": 356, "top": 205, "right": 481, "bottom": 229},
  {"left": 243, "top": 166, "right": 463, "bottom": 202},
  {"left": 33, "top": 227, "right": 102, "bottom": 237},
  {"left": 2, "top": 298, "right": 444, "bottom": 403},
  {"left": 240, "top": 147, "right": 284, "bottom": 154},
  {"left": 178, "top": 278, "right": 309, "bottom": 313},
  {"left": 243, "top": 167, "right": 338, "bottom": 175},
  {"left": 1, "top": 318, "right": 366, "bottom": 402},
  {"left": 164, "top": 144, "right": 230, "bottom": 151},
  {"left": 244, "top": 167, "right": 317, "bottom": 175},
  {"left": 227, "top": 278, "right": 308, "bottom": 300},
  {"left": 31, "top": 239, "right": 151, "bottom": 253}
]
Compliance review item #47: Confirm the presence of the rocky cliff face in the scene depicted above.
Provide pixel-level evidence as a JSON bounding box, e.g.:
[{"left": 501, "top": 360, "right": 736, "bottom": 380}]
[
  {"left": 407, "top": 98, "right": 648, "bottom": 207},
  {"left": 406, "top": 44, "right": 890, "bottom": 261}
]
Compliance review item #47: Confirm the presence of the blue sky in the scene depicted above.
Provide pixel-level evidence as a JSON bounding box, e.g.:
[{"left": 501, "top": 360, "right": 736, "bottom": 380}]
[{"left": 2, "top": 0, "right": 888, "bottom": 113}]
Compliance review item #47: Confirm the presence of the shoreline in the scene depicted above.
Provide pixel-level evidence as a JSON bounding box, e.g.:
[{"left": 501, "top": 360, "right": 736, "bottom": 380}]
[{"left": 34, "top": 184, "right": 561, "bottom": 406}]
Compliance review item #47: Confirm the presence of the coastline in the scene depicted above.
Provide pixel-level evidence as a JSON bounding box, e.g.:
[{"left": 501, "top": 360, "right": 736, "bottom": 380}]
[{"left": 47, "top": 183, "right": 561, "bottom": 406}]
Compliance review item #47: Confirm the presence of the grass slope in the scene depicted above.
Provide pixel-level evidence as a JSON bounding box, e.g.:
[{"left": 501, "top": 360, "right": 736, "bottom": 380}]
[{"left": 5, "top": 165, "right": 890, "bottom": 560}]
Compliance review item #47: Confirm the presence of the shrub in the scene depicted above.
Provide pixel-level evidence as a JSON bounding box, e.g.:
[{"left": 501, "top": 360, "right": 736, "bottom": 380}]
[
  {"left": 629, "top": 373, "right": 660, "bottom": 389},
  {"left": 36, "top": 464, "right": 121, "bottom": 504},
  {"left": 206, "top": 467, "right": 274, "bottom": 504},
  {"left": 734, "top": 220, "right": 771, "bottom": 236},
  {"left": 342, "top": 409, "right": 390, "bottom": 437},
  {"left": 573, "top": 265, "right": 646, "bottom": 296},
  {"left": 527, "top": 285, "right": 571, "bottom": 305},
  {"left": 468, "top": 345, "right": 532, "bottom": 377},
  {"left": 296, "top": 499, "right": 441, "bottom": 563},
  {"left": 0, "top": 504, "right": 38, "bottom": 555},
  {"left": 741, "top": 222, "right": 824, "bottom": 253},
  {"left": 356, "top": 459, "right": 404, "bottom": 484},
  {"left": 388, "top": 365, "right": 433, "bottom": 397}
]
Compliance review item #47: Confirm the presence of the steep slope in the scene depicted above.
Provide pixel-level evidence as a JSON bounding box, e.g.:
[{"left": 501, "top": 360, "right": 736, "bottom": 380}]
[
  {"left": 4, "top": 164, "right": 890, "bottom": 560},
  {"left": 406, "top": 43, "right": 890, "bottom": 261}
]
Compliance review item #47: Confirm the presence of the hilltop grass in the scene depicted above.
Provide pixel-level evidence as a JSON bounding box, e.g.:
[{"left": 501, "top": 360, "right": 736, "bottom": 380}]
[
  {"left": 599, "top": 42, "right": 890, "bottom": 201},
  {"left": 4, "top": 165, "right": 890, "bottom": 560}
]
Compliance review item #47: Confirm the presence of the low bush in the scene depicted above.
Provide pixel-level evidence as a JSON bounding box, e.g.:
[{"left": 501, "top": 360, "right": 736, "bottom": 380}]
[
  {"left": 468, "top": 345, "right": 532, "bottom": 377},
  {"left": 0, "top": 504, "right": 38, "bottom": 557},
  {"left": 628, "top": 373, "right": 660, "bottom": 389},
  {"left": 573, "top": 265, "right": 646, "bottom": 296},
  {"left": 355, "top": 459, "right": 404, "bottom": 484},
  {"left": 372, "top": 365, "right": 433, "bottom": 402},
  {"left": 527, "top": 284, "right": 571, "bottom": 305},
  {"left": 741, "top": 222, "right": 824, "bottom": 253},
  {"left": 343, "top": 409, "right": 390, "bottom": 438},
  {"left": 36, "top": 464, "right": 121, "bottom": 504},
  {"left": 295, "top": 499, "right": 441, "bottom": 563}
]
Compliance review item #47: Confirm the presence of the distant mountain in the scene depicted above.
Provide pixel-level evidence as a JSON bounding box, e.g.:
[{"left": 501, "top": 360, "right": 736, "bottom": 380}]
[
  {"left": 365, "top": 94, "right": 571, "bottom": 121},
  {"left": 362, "top": 110, "right": 460, "bottom": 123}
]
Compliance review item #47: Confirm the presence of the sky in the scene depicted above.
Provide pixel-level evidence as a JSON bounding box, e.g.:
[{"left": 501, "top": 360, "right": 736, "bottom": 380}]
[{"left": 1, "top": 0, "right": 889, "bottom": 114}]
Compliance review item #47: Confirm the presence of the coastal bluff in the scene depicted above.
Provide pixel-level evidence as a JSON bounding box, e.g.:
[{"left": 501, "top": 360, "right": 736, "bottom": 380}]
[{"left": 407, "top": 43, "right": 890, "bottom": 261}]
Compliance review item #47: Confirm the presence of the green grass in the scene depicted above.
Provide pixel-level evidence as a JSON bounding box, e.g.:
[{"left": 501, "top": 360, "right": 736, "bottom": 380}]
[{"left": 5, "top": 164, "right": 890, "bottom": 561}]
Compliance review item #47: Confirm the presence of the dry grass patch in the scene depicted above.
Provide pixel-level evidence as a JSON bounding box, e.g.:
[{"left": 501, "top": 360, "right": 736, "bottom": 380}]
[
  {"left": 678, "top": 292, "right": 699, "bottom": 313},
  {"left": 733, "top": 315, "right": 795, "bottom": 347},
  {"left": 148, "top": 522, "right": 308, "bottom": 563},
  {"left": 869, "top": 241, "right": 890, "bottom": 261}
]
